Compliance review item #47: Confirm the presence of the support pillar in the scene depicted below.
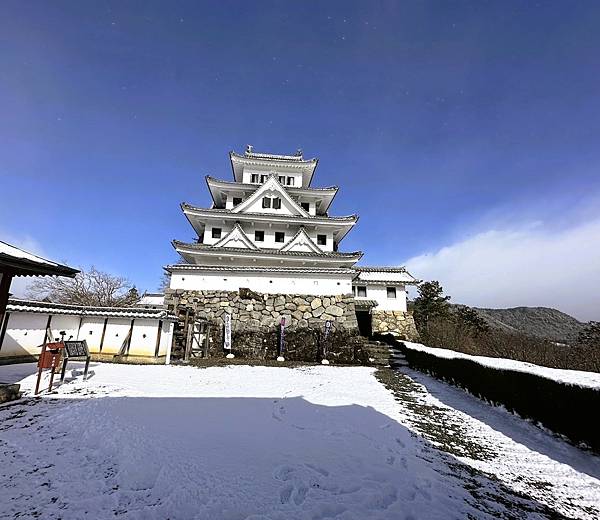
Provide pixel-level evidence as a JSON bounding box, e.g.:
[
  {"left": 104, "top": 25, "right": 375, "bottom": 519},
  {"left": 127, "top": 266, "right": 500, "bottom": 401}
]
[{"left": 0, "top": 271, "right": 14, "bottom": 348}]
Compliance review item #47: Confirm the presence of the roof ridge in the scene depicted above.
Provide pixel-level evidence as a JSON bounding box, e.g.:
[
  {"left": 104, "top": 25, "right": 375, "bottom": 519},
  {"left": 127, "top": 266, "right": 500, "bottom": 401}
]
[
  {"left": 206, "top": 175, "right": 338, "bottom": 191},
  {"left": 172, "top": 240, "right": 363, "bottom": 258},
  {"left": 181, "top": 202, "right": 357, "bottom": 221}
]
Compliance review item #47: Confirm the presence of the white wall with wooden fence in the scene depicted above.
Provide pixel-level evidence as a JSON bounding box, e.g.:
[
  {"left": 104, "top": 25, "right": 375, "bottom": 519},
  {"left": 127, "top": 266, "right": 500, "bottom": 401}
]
[{"left": 0, "top": 299, "right": 175, "bottom": 364}]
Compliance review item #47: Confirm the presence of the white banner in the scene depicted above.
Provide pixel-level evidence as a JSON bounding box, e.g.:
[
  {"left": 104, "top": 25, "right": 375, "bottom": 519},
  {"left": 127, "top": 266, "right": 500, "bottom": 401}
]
[{"left": 224, "top": 313, "right": 232, "bottom": 350}]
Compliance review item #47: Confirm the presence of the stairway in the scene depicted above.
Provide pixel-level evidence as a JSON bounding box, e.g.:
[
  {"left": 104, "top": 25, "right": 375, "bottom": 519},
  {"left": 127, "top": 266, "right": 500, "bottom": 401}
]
[
  {"left": 363, "top": 339, "right": 410, "bottom": 369},
  {"left": 388, "top": 343, "right": 409, "bottom": 369},
  {"left": 363, "top": 340, "right": 389, "bottom": 366}
]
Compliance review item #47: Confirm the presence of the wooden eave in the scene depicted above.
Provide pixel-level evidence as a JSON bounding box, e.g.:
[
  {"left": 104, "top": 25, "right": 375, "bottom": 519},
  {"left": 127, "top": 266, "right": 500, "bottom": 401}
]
[
  {"left": 181, "top": 203, "right": 358, "bottom": 244},
  {"left": 173, "top": 240, "right": 362, "bottom": 265}
]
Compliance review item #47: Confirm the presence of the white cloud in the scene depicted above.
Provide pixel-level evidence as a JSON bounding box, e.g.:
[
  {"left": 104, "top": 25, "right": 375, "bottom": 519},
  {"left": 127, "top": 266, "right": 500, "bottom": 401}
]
[{"left": 404, "top": 219, "right": 600, "bottom": 322}]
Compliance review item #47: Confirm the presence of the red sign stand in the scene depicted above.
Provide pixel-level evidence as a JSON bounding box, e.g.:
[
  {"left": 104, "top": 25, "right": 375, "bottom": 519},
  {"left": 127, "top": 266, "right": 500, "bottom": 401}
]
[{"left": 35, "top": 341, "right": 64, "bottom": 395}]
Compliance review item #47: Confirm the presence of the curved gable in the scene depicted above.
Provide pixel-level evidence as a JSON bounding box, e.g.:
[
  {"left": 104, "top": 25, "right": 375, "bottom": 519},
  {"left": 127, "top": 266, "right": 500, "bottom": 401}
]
[
  {"left": 280, "top": 227, "right": 323, "bottom": 254},
  {"left": 231, "top": 175, "right": 310, "bottom": 217},
  {"left": 214, "top": 224, "right": 258, "bottom": 250}
]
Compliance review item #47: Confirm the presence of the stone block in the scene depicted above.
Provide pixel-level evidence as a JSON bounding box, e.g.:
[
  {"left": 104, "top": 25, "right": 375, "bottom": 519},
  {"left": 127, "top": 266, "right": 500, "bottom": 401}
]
[
  {"left": 311, "top": 298, "right": 322, "bottom": 310},
  {"left": 312, "top": 306, "right": 325, "bottom": 317},
  {"left": 324, "top": 305, "right": 343, "bottom": 317}
]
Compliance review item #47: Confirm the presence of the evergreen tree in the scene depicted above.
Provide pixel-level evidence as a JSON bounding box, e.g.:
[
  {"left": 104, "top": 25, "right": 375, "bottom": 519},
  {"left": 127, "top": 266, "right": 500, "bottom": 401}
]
[
  {"left": 412, "top": 280, "right": 451, "bottom": 332},
  {"left": 454, "top": 305, "right": 490, "bottom": 336},
  {"left": 578, "top": 321, "right": 600, "bottom": 348}
]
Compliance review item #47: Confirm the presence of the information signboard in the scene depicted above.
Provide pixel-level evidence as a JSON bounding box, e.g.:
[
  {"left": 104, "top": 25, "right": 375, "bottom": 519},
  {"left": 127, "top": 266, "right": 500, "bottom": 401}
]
[
  {"left": 64, "top": 340, "right": 90, "bottom": 358},
  {"left": 61, "top": 340, "right": 91, "bottom": 382}
]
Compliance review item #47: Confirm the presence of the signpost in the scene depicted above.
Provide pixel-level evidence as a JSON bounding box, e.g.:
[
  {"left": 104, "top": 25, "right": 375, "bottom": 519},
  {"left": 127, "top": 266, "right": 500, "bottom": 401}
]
[
  {"left": 60, "top": 340, "right": 91, "bottom": 382},
  {"left": 224, "top": 313, "right": 234, "bottom": 359},
  {"left": 322, "top": 320, "right": 332, "bottom": 365},
  {"left": 35, "top": 341, "right": 64, "bottom": 395}
]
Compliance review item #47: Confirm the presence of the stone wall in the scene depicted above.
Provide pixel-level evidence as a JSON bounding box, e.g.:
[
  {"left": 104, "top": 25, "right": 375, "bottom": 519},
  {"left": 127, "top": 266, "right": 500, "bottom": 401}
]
[
  {"left": 371, "top": 310, "right": 419, "bottom": 341},
  {"left": 165, "top": 288, "right": 367, "bottom": 363}
]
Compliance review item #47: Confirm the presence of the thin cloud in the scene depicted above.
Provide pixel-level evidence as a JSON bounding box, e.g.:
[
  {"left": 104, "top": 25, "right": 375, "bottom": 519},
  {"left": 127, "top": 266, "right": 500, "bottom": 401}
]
[
  {"left": 404, "top": 219, "right": 600, "bottom": 322},
  {"left": 0, "top": 231, "right": 47, "bottom": 298}
]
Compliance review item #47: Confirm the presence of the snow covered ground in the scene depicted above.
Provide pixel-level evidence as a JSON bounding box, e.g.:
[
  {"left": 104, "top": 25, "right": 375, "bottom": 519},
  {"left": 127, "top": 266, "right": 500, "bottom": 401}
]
[{"left": 1, "top": 362, "right": 599, "bottom": 519}]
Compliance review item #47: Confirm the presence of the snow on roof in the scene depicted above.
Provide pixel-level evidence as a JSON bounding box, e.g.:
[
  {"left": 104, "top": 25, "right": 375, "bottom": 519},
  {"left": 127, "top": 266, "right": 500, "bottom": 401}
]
[
  {"left": 165, "top": 264, "right": 355, "bottom": 275},
  {"left": 6, "top": 298, "right": 176, "bottom": 320},
  {"left": 402, "top": 341, "right": 600, "bottom": 390},
  {"left": 137, "top": 294, "right": 165, "bottom": 307},
  {"left": 0, "top": 241, "right": 79, "bottom": 277},
  {"left": 354, "top": 267, "right": 418, "bottom": 284}
]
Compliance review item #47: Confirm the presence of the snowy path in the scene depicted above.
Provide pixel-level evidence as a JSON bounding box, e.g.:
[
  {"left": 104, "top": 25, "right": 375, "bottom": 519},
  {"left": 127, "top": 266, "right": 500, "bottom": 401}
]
[{"left": 0, "top": 362, "right": 598, "bottom": 519}]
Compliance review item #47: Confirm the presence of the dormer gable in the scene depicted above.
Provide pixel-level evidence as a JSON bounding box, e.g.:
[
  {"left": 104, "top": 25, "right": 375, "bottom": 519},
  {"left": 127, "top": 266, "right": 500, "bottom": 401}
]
[
  {"left": 231, "top": 175, "right": 310, "bottom": 217},
  {"left": 213, "top": 223, "right": 258, "bottom": 250},
  {"left": 280, "top": 227, "right": 323, "bottom": 254}
]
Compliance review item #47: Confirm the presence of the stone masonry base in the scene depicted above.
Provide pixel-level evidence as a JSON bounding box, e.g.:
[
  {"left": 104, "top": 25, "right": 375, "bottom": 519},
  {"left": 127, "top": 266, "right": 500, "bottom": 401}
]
[
  {"left": 371, "top": 310, "right": 419, "bottom": 341},
  {"left": 165, "top": 288, "right": 367, "bottom": 363}
]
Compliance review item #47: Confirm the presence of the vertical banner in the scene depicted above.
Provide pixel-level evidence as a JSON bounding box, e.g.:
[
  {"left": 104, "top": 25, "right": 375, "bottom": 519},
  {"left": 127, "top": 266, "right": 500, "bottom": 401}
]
[
  {"left": 323, "top": 320, "right": 332, "bottom": 358},
  {"left": 224, "top": 313, "right": 232, "bottom": 350},
  {"left": 279, "top": 317, "right": 286, "bottom": 354}
]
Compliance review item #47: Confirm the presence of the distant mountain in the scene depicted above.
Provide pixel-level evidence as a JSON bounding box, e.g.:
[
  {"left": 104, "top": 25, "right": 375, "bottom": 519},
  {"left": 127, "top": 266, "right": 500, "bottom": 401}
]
[{"left": 471, "top": 306, "right": 586, "bottom": 343}]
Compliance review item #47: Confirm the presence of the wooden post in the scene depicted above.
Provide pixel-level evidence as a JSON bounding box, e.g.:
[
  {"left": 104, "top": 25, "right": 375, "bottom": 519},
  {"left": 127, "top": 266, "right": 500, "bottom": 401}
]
[
  {"left": 154, "top": 320, "right": 163, "bottom": 358},
  {"left": 0, "top": 272, "right": 13, "bottom": 342}
]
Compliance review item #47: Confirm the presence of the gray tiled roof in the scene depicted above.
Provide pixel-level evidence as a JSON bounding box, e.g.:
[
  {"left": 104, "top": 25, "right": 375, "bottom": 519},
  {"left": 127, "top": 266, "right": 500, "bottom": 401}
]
[
  {"left": 6, "top": 299, "right": 177, "bottom": 320},
  {"left": 165, "top": 264, "right": 355, "bottom": 275},
  {"left": 206, "top": 176, "right": 338, "bottom": 193},
  {"left": 231, "top": 150, "right": 317, "bottom": 164},
  {"left": 354, "top": 299, "right": 379, "bottom": 308},
  {"left": 181, "top": 203, "right": 357, "bottom": 223},
  {"left": 173, "top": 240, "right": 363, "bottom": 259},
  {"left": 353, "top": 266, "right": 409, "bottom": 273},
  {"left": 1, "top": 240, "right": 79, "bottom": 278}
]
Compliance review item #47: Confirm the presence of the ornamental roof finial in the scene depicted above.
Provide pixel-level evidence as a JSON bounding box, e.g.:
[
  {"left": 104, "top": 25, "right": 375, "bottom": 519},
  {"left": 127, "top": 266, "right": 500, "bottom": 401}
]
[
  {"left": 295, "top": 148, "right": 303, "bottom": 157},
  {"left": 246, "top": 144, "right": 254, "bottom": 154}
]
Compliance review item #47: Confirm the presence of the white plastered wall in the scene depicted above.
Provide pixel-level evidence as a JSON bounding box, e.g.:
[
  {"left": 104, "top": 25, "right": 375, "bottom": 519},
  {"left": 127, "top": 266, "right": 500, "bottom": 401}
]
[
  {"left": 202, "top": 221, "right": 334, "bottom": 252},
  {"left": 170, "top": 270, "right": 353, "bottom": 296},
  {"left": 0, "top": 313, "right": 48, "bottom": 358},
  {"left": 77, "top": 317, "right": 106, "bottom": 353},
  {"left": 354, "top": 284, "right": 408, "bottom": 311},
  {"left": 0, "top": 311, "right": 174, "bottom": 362}
]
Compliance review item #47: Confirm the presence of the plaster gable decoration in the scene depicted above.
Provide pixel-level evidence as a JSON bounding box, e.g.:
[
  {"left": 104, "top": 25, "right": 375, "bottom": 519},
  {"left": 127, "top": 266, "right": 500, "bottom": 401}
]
[
  {"left": 231, "top": 175, "right": 310, "bottom": 217},
  {"left": 213, "top": 224, "right": 258, "bottom": 250},
  {"left": 281, "top": 227, "right": 323, "bottom": 254}
]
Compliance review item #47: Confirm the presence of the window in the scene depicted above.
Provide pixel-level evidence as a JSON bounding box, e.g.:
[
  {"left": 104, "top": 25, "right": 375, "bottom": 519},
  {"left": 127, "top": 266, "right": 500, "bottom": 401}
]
[
  {"left": 317, "top": 234, "right": 327, "bottom": 245},
  {"left": 232, "top": 197, "right": 242, "bottom": 206},
  {"left": 275, "top": 232, "right": 285, "bottom": 243},
  {"left": 212, "top": 227, "right": 222, "bottom": 239},
  {"left": 300, "top": 202, "right": 310, "bottom": 212},
  {"left": 272, "top": 197, "right": 281, "bottom": 209},
  {"left": 387, "top": 287, "right": 397, "bottom": 298},
  {"left": 260, "top": 175, "right": 267, "bottom": 183},
  {"left": 351, "top": 286, "right": 356, "bottom": 296},
  {"left": 255, "top": 230, "right": 264, "bottom": 241},
  {"left": 251, "top": 174, "right": 259, "bottom": 183},
  {"left": 262, "top": 197, "right": 271, "bottom": 208},
  {"left": 287, "top": 176, "right": 295, "bottom": 186},
  {"left": 278, "top": 176, "right": 286, "bottom": 184},
  {"left": 357, "top": 286, "right": 367, "bottom": 297}
]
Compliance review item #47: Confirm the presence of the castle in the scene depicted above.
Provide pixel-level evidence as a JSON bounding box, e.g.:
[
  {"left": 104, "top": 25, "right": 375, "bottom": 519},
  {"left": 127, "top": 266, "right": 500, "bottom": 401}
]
[{"left": 164, "top": 146, "right": 418, "bottom": 358}]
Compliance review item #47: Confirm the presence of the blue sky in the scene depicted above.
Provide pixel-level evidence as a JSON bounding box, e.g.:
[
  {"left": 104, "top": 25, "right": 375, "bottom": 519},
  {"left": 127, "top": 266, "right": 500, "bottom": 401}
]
[{"left": 2, "top": 1, "right": 600, "bottom": 319}]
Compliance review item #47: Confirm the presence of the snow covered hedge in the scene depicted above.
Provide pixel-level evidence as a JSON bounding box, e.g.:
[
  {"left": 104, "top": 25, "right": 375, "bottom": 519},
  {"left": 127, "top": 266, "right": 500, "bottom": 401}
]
[{"left": 378, "top": 335, "right": 600, "bottom": 452}]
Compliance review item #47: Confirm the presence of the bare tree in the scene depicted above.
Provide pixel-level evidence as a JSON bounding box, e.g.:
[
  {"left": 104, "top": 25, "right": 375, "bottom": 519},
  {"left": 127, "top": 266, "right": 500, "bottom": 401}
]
[
  {"left": 158, "top": 271, "right": 171, "bottom": 292},
  {"left": 26, "top": 266, "right": 140, "bottom": 307}
]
